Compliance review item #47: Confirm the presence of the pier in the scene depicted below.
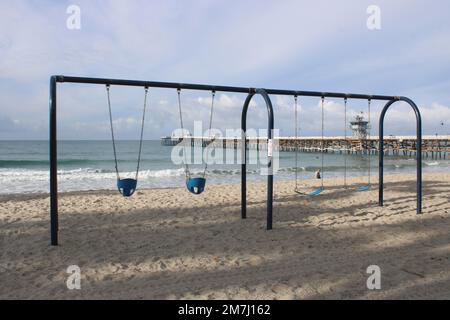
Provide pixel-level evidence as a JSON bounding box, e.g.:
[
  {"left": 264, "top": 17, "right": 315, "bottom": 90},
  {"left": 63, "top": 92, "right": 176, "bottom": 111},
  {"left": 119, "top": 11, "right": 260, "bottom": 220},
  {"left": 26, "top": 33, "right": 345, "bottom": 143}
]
[{"left": 161, "top": 135, "right": 450, "bottom": 159}]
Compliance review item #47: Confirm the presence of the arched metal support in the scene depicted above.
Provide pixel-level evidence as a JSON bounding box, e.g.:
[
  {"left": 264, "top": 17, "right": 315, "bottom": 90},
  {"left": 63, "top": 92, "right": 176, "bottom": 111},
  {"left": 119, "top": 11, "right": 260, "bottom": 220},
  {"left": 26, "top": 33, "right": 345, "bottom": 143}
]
[
  {"left": 379, "top": 97, "right": 422, "bottom": 214},
  {"left": 241, "top": 89, "right": 275, "bottom": 230}
]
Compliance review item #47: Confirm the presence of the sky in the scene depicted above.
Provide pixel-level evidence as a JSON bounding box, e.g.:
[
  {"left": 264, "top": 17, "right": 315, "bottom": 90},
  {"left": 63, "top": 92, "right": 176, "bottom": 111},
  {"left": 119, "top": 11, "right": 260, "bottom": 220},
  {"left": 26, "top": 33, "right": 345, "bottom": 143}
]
[{"left": 0, "top": 0, "right": 450, "bottom": 140}]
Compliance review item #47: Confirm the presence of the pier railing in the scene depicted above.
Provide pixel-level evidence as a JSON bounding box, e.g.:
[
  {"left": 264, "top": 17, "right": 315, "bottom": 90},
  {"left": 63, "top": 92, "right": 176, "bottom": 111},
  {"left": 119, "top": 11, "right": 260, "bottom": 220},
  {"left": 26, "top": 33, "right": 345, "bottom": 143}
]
[{"left": 161, "top": 135, "right": 450, "bottom": 159}]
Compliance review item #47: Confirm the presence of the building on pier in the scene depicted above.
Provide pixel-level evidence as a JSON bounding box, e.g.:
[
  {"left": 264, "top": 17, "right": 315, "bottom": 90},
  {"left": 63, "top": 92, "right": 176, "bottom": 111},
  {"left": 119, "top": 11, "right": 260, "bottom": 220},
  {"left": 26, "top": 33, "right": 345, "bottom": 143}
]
[{"left": 350, "top": 114, "right": 370, "bottom": 140}]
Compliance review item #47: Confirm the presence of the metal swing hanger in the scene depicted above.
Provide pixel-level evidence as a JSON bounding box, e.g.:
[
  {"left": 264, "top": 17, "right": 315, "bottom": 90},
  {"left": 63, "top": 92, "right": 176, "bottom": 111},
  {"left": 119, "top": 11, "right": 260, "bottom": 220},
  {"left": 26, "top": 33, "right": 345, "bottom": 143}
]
[
  {"left": 106, "top": 84, "right": 149, "bottom": 197},
  {"left": 177, "top": 88, "right": 216, "bottom": 195}
]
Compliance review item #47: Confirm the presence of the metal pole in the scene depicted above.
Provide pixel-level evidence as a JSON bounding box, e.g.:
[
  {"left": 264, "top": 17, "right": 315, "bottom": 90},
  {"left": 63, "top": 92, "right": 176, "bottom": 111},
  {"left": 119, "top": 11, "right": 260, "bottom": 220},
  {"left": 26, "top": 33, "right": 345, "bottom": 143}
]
[
  {"left": 378, "top": 98, "right": 422, "bottom": 214},
  {"left": 50, "top": 76, "right": 58, "bottom": 246},
  {"left": 417, "top": 120, "right": 422, "bottom": 214},
  {"left": 241, "top": 89, "right": 274, "bottom": 230},
  {"left": 379, "top": 100, "right": 395, "bottom": 207},
  {"left": 241, "top": 93, "right": 254, "bottom": 220},
  {"left": 257, "top": 89, "right": 275, "bottom": 231},
  {"left": 54, "top": 75, "right": 398, "bottom": 101},
  {"left": 417, "top": 114, "right": 423, "bottom": 214},
  {"left": 402, "top": 97, "right": 423, "bottom": 214}
]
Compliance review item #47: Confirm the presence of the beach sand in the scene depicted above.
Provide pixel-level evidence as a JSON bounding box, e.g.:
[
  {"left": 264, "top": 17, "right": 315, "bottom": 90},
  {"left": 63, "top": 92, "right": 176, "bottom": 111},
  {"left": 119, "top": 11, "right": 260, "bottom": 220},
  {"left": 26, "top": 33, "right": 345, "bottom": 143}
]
[{"left": 0, "top": 173, "right": 449, "bottom": 300}]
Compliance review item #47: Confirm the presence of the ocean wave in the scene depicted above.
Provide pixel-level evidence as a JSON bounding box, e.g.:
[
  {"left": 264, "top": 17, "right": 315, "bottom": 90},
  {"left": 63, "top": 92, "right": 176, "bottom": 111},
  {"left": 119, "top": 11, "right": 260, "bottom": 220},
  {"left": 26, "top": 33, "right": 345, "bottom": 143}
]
[
  {"left": 0, "top": 167, "right": 242, "bottom": 179},
  {"left": 0, "top": 160, "right": 449, "bottom": 194},
  {"left": 0, "top": 159, "right": 102, "bottom": 168},
  {"left": 0, "top": 159, "right": 51, "bottom": 167},
  {"left": 0, "top": 158, "right": 150, "bottom": 168},
  {"left": 139, "top": 168, "right": 185, "bottom": 177}
]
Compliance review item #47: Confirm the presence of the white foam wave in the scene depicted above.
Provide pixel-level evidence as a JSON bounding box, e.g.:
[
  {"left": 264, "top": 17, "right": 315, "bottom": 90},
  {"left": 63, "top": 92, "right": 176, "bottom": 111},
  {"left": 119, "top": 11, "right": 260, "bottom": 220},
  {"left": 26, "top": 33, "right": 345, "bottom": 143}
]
[{"left": 0, "top": 167, "right": 239, "bottom": 194}]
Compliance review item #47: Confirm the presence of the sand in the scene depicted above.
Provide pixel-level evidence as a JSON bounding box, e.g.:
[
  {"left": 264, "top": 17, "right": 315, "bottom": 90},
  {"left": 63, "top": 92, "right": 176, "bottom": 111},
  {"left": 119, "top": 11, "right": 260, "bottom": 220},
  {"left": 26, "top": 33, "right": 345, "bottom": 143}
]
[{"left": 0, "top": 173, "right": 449, "bottom": 300}]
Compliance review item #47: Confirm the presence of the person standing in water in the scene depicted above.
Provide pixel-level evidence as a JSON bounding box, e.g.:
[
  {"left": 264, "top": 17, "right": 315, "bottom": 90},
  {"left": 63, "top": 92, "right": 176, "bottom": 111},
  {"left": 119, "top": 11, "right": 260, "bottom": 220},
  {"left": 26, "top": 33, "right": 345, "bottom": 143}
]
[{"left": 315, "top": 169, "right": 321, "bottom": 179}]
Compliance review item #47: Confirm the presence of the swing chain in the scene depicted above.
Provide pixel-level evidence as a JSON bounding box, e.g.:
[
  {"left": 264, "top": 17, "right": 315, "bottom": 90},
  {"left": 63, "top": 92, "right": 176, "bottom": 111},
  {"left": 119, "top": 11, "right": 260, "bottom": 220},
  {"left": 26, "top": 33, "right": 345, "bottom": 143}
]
[
  {"left": 135, "top": 87, "right": 149, "bottom": 181},
  {"left": 106, "top": 84, "right": 149, "bottom": 183},
  {"left": 344, "top": 97, "right": 348, "bottom": 188},
  {"left": 321, "top": 96, "right": 325, "bottom": 189},
  {"left": 177, "top": 89, "right": 191, "bottom": 180},
  {"left": 203, "top": 90, "right": 216, "bottom": 177},
  {"left": 177, "top": 89, "right": 216, "bottom": 181},
  {"left": 106, "top": 84, "right": 120, "bottom": 180},
  {"left": 368, "top": 98, "right": 372, "bottom": 186},
  {"left": 295, "top": 96, "right": 298, "bottom": 189}
]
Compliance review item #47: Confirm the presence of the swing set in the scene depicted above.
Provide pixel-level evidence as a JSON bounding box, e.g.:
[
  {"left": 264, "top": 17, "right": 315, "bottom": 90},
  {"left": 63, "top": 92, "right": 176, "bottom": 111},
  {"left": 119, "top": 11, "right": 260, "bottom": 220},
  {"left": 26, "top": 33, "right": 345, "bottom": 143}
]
[{"left": 48, "top": 75, "right": 423, "bottom": 246}]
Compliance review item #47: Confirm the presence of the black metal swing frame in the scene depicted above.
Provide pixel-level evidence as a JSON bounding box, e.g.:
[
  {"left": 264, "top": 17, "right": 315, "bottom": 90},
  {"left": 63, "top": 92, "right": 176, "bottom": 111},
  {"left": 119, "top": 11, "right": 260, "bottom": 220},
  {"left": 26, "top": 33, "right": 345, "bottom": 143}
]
[{"left": 49, "top": 75, "right": 423, "bottom": 246}]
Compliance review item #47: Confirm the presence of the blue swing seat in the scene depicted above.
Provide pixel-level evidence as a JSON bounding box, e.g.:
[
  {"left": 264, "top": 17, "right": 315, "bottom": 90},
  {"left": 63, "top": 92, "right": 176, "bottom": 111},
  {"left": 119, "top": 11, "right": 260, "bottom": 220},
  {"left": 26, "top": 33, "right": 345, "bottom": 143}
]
[
  {"left": 186, "top": 177, "right": 206, "bottom": 195},
  {"left": 309, "top": 187, "right": 323, "bottom": 197},
  {"left": 117, "top": 178, "right": 137, "bottom": 197},
  {"left": 355, "top": 185, "right": 370, "bottom": 192}
]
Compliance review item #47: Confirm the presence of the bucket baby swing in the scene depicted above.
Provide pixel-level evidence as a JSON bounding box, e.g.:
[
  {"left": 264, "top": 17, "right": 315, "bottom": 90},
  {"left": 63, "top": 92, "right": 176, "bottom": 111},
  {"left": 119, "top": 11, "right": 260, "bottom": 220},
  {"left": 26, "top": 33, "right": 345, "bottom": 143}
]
[
  {"left": 176, "top": 88, "right": 216, "bottom": 195},
  {"left": 106, "top": 84, "right": 148, "bottom": 197}
]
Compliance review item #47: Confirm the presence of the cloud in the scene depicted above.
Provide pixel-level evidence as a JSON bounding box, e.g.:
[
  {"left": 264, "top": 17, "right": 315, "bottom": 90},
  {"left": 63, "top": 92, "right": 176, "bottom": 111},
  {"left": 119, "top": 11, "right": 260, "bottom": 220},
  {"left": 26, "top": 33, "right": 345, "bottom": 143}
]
[
  {"left": 0, "top": 0, "right": 450, "bottom": 139},
  {"left": 387, "top": 102, "right": 450, "bottom": 135},
  {"left": 423, "top": 103, "right": 450, "bottom": 126},
  {"left": 0, "top": 113, "right": 46, "bottom": 139}
]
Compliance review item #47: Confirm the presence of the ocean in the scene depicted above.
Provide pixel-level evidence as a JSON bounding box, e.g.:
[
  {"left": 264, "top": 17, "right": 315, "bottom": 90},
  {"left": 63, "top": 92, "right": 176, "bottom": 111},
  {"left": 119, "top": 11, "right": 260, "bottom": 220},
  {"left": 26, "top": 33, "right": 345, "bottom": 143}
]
[{"left": 0, "top": 140, "right": 448, "bottom": 194}]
